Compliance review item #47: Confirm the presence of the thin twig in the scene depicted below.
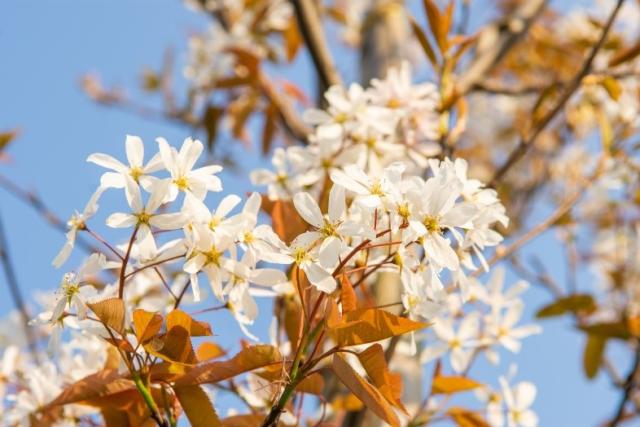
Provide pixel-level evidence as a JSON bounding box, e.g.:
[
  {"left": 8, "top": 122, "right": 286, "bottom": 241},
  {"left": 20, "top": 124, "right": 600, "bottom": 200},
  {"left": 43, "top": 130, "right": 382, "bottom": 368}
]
[
  {"left": 490, "top": 0, "right": 625, "bottom": 185},
  {"left": 0, "top": 211, "right": 41, "bottom": 362},
  {"left": 453, "top": 0, "right": 548, "bottom": 100},
  {"left": 472, "top": 189, "right": 583, "bottom": 278},
  {"left": 0, "top": 173, "right": 99, "bottom": 254},
  {"left": 118, "top": 225, "right": 139, "bottom": 299},
  {"left": 610, "top": 343, "right": 640, "bottom": 426},
  {"left": 173, "top": 277, "right": 192, "bottom": 309}
]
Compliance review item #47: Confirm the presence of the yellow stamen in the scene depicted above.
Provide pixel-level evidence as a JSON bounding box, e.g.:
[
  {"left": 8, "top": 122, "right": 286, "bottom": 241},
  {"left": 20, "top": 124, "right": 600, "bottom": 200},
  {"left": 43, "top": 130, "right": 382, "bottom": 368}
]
[
  {"left": 174, "top": 176, "right": 190, "bottom": 191},
  {"left": 370, "top": 181, "right": 384, "bottom": 196},
  {"left": 204, "top": 247, "right": 222, "bottom": 266},
  {"left": 423, "top": 215, "right": 440, "bottom": 233},
  {"left": 129, "top": 166, "right": 144, "bottom": 181},
  {"left": 293, "top": 247, "right": 308, "bottom": 265},
  {"left": 387, "top": 98, "right": 402, "bottom": 109},
  {"left": 136, "top": 212, "right": 152, "bottom": 225}
]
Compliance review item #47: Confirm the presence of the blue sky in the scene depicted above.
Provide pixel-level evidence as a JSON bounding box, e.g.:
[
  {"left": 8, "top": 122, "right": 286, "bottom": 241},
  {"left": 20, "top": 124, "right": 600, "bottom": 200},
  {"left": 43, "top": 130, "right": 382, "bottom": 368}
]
[{"left": 0, "top": 1, "right": 634, "bottom": 425}]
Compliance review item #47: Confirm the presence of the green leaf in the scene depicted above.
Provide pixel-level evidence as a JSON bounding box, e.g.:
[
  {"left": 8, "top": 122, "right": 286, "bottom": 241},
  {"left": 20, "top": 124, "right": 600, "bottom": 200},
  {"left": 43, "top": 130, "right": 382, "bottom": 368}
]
[
  {"left": 583, "top": 334, "right": 606, "bottom": 379},
  {"left": 0, "top": 129, "right": 19, "bottom": 152},
  {"left": 536, "top": 294, "right": 595, "bottom": 318},
  {"left": 601, "top": 76, "right": 622, "bottom": 101},
  {"left": 578, "top": 322, "right": 630, "bottom": 340}
]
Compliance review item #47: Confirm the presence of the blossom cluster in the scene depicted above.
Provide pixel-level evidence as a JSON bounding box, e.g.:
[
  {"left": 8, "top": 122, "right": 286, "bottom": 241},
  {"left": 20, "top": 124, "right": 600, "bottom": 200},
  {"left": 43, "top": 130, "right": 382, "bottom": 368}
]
[
  {"left": 1, "top": 67, "right": 539, "bottom": 427},
  {"left": 184, "top": 0, "right": 293, "bottom": 88}
]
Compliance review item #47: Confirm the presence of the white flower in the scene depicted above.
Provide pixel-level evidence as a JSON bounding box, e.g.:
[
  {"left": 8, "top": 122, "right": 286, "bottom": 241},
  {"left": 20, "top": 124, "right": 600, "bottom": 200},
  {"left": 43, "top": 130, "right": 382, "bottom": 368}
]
[
  {"left": 482, "top": 268, "right": 529, "bottom": 313},
  {"left": 52, "top": 186, "right": 104, "bottom": 268},
  {"left": 50, "top": 253, "right": 109, "bottom": 322},
  {"left": 420, "top": 313, "right": 479, "bottom": 372},
  {"left": 330, "top": 162, "right": 404, "bottom": 209},
  {"left": 6, "top": 362, "right": 61, "bottom": 425},
  {"left": 182, "top": 192, "right": 242, "bottom": 238},
  {"left": 407, "top": 167, "right": 477, "bottom": 271},
  {"left": 276, "top": 232, "right": 337, "bottom": 293},
  {"left": 227, "top": 281, "right": 260, "bottom": 341},
  {"left": 303, "top": 83, "right": 396, "bottom": 137},
  {"left": 183, "top": 224, "right": 244, "bottom": 300},
  {"left": 497, "top": 378, "right": 538, "bottom": 427},
  {"left": 476, "top": 384, "right": 506, "bottom": 427},
  {"left": 157, "top": 137, "right": 223, "bottom": 201},
  {"left": 401, "top": 267, "right": 446, "bottom": 320},
  {"left": 250, "top": 148, "right": 309, "bottom": 200},
  {"left": 292, "top": 185, "right": 360, "bottom": 268},
  {"left": 184, "top": 24, "right": 235, "bottom": 88},
  {"left": 483, "top": 301, "right": 541, "bottom": 354},
  {"left": 369, "top": 60, "right": 440, "bottom": 141},
  {"left": 106, "top": 178, "right": 186, "bottom": 259},
  {"left": 87, "top": 135, "right": 162, "bottom": 190}
]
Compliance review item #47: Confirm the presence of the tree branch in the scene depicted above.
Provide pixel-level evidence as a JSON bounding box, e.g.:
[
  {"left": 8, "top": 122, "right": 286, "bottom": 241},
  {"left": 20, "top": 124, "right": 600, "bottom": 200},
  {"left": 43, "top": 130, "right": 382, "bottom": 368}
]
[
  {"left": 259, "top": 72, "right": 312, "bottom": 141},
  {"left": 489, "top": 0, "right": 625, "bottom": 186},
  {"left": 290, "top": 0, "right": 342, "bottom": 89},
  {"left": 609, "top": 343, "right": 640, "bottom": 426}
]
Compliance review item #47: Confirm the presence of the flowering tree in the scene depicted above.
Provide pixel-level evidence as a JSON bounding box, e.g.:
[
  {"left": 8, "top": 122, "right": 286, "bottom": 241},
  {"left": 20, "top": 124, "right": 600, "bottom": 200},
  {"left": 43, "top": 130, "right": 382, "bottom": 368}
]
[{"left": 1, "top": 0, "right": 640, "bottom": 426}]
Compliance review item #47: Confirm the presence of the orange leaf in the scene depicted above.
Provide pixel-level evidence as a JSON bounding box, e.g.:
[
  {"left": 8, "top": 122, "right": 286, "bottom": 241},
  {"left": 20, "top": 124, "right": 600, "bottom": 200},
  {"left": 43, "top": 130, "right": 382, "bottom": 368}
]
[
  {"left": 45, "top": 369, "right": 134, "bottom": 408},
  {"left": 133, "top": 309, "right": 163, "bottom": 344},
  {"left": 629, "top": 316, "right": 640, "bottom": 337},
  {"left": 226, "top": 47, "right": 261, "bottom": 79},
  {"left": 197, "top": 342, "right": 226, "bottom": 362},
  {"left": 410, "top": 18, "right": 438, "bottom": 67},
  {"left": 221, "top": 414, "right": 264, "bottom": 426},
  {"left": 105, "top": 337, "right": 135, "bottom": 353},
  {"left": 173, "top": 384, "right": 221, "bottom": 427},
  {"left": 331, "top": 354, "right": 400, "bottom": 427},
  {"left": 422, "top": 0, "right": 448, "bottom": 52},
  {"left": 88, "top": 298, "right": 125, "bottom": 335},
  {"left": 341, "top": 275, "right": 358, "bottom": 313},
  {"left": 331, "top": 393, "right": 364, "bottom": 412},
  {"left": 174, "top": 344, "right": 281, "bottom": 386},
  {"left": 329, "top": 308, "right": 427, "bottom": 347},
  {"left": 145, "top": 326, "right": 197, "bottom": 365},
  {"left": 260, "top": 197, "right": 308, "bottom": 244},
  {"left": 203, "top": 104, "right": 225, "bottom": 152},
  {"left": 357, "top": 344, "right": 406, "bottom": 414},
  {"left": 262, "top": 104, "right": 278, "bottom": 155},
  {"left": 166, "top": 309, "right": 212, "bottom": 337},
  {"left": 149, "top": 362, "right": 189, "bottom": 383},
  {"left": 283, "top": 296, "right": 303, "bottom": 350},
  {"left": 283, "top": 19, "right": 302, "bottom": 62},
  {"left": 432, "top": 375, "right": 482, "bottom": 394},
  {"left": 103, "top": 346, "right": 121, "bottom": 370},
  {"left": 295, "top": 373, "right": 325, "bottom": 395},
  {"left": 101, "top": 408, "right": 130, "bottom": 427},
  {"left": 447, "top": 407, "right": 490, "bottom": 427},
  {"left": 228, "top": 93, "right": 258, "bottom": 141}
]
